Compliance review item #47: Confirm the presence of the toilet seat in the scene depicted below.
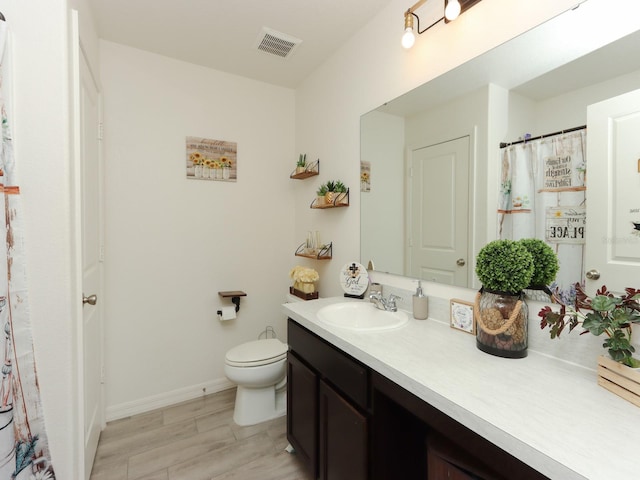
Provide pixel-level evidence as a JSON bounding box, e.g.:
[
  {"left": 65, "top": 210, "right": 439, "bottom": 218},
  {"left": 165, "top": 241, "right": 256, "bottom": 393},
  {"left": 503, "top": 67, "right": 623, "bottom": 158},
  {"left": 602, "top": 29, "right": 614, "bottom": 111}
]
[{"left": 225, "top": 339, "right": 287, "bottom": 367}]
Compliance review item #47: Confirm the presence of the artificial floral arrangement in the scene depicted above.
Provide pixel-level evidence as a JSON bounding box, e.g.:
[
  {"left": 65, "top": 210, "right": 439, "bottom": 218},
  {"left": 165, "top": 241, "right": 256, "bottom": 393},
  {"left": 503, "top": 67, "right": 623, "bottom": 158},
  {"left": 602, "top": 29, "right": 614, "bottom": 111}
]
[
  {"left": 289, "top": 265, "right": 320, "bottom": 294},
  {"left": 539, "top": 284, "right": 640, "bottom": 367}
]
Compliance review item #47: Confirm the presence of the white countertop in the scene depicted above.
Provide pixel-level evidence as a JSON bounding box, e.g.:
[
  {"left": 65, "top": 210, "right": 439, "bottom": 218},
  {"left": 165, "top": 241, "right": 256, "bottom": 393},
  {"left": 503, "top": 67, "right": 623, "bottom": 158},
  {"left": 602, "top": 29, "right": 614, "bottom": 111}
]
[{"left": 283, "top": 296, "right": 640, "bottom": 480}]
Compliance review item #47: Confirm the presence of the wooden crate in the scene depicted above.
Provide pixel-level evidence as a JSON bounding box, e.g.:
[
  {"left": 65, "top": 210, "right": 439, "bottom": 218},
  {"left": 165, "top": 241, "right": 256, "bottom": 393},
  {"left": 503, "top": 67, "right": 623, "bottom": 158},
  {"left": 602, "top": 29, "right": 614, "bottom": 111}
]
[{"left": 597, "top": 355, "right": 640, "bottom": 408}]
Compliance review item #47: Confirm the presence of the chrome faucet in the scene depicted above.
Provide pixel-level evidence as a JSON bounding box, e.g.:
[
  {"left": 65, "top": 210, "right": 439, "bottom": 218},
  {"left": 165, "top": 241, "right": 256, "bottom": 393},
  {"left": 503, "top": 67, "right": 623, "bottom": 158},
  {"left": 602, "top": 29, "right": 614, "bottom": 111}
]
[{"left": 369, "top": 292, "right": 401, "bottom": 312}]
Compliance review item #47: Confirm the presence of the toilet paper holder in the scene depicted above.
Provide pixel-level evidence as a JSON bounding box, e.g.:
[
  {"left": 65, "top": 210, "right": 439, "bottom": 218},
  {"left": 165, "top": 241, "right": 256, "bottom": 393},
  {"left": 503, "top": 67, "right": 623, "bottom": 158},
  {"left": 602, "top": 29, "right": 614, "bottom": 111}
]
[{"left": 218, "top": 290, "right": 247, "bottom": 314}]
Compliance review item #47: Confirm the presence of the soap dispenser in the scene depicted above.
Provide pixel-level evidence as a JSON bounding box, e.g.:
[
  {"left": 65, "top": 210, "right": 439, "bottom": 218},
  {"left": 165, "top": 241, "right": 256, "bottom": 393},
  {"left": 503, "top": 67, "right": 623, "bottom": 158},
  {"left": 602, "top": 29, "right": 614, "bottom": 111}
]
[{"left": 413, "top": 280, "right": 428, "bottom": 320}]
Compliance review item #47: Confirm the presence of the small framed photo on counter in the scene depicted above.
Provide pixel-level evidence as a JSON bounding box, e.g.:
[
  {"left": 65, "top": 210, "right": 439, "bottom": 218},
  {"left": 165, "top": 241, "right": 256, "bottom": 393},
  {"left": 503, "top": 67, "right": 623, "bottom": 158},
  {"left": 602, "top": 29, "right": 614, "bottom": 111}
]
[{"left": 450, "top": 299, "right": 475, "bottom": 334}]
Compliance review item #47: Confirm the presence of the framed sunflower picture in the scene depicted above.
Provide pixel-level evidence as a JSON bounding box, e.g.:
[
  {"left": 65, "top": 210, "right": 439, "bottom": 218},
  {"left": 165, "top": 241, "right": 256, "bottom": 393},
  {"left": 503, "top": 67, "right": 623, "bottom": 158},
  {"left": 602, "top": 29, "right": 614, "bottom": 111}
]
[
  {"left": 360, "top": 161, "right": 370, "bottom": 192},
  {"left": 186, "top": 136, "right": 237, "bottom": 182},
  {"left": 450, "top": 299, "right": 475, "bottom": 334}
]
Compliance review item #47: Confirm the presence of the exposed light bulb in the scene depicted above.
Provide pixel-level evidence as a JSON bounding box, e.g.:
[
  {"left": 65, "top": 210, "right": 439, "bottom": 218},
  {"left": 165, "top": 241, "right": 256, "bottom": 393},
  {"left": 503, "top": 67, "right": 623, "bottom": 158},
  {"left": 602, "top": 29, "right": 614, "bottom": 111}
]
[
  {"left": 402, "top": 11, "right": 415, "bottom": 49},
  {"left": 445, "top": 0, "right": 461, "bottom": 21},
  {"left": 401, "top": 27, "right": 415, "bottom": 49}
]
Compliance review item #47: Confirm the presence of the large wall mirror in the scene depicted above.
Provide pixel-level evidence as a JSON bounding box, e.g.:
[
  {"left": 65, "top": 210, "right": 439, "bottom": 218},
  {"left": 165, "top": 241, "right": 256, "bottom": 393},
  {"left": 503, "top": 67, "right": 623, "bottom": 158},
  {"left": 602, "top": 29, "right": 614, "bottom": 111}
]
[{"left": 360, "top": 3, "right": 640, "bottom": 289}]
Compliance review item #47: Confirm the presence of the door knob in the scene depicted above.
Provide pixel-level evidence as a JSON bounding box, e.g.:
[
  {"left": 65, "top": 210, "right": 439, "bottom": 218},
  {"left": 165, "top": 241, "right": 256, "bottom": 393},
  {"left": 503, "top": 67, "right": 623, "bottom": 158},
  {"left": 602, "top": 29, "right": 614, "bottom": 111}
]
[
  {"left": 586, "top": 269, "right": 600, "bottom": 280},
  {"left": 456, "top": 258, "right": 466, "bottom": 266},
  {"left": 83, "top": 294, "right": 97, "bottom": 306}
]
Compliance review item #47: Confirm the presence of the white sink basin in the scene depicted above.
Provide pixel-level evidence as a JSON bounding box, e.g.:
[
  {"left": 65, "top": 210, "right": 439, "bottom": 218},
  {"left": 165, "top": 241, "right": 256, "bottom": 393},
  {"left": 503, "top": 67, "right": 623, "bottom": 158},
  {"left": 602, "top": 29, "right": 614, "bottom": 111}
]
[{"left": 317, "top": 302, "right": 409, "bottom": 331}]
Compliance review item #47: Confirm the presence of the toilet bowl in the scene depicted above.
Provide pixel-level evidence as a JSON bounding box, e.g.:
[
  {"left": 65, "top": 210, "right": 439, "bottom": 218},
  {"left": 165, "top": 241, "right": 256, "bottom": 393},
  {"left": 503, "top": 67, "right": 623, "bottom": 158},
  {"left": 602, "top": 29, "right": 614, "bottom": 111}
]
[{"left": 224, "top": 338, "right": 288, "bottom": 426}]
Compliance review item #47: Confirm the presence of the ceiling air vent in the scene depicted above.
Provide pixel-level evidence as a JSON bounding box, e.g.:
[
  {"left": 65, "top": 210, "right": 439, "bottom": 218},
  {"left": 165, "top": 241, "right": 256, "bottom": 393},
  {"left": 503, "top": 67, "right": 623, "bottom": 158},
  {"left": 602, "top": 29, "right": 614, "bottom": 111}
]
[{"left": 254, "top": 27, "right": 302, "bottom": 58}]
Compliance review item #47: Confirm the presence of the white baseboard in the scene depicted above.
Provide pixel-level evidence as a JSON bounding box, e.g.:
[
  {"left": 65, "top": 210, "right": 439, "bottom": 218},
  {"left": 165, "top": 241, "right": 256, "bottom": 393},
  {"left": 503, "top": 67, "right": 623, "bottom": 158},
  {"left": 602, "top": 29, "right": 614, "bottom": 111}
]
[{"left": 105, "top": 377, "right": 236, "bottom": 422}]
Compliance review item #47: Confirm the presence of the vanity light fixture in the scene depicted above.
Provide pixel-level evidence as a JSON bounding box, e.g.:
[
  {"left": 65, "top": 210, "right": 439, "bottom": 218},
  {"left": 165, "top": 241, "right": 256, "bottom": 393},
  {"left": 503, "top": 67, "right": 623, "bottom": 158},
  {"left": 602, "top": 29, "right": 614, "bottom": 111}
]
[
  {"left": 402, "top": 0, "right": 479, "bottom": 49},
  {"left": 444, "top": 0, "right": 461, "bottom": 21}
]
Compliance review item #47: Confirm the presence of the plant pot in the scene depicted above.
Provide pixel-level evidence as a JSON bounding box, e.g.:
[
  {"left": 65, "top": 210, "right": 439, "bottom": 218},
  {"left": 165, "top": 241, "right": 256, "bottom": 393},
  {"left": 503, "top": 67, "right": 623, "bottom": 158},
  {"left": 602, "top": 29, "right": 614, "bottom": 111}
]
[
  {"left": 335, "top": 191, "right": 348, "bottom": 205},
  {"left": 597, "top": 355, "right": 640, "bottom": 407},
  {"left": 523, "top": 286, "right": 553, "bottom": 302},
  {"left": 296, "top": 166, "right": 306, "bottom": 174},
  {"left": 316, "top": 196, "right": 326, "bottom": 207},
  {"left": 325, "top": 191, "right": 335, "bottom": 205},
  {"left": 475, "top": 289, "right": 528, "bottom": 358}
]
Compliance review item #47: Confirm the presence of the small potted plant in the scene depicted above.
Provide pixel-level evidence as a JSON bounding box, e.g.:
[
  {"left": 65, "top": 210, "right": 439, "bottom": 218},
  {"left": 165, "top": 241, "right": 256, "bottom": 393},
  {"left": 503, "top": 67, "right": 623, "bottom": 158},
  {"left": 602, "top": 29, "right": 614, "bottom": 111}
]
[
  {"left": 316, "top": 184, "right": 328, "bottom": 206},
  {"left": 518, "top": 238, "right": 559, "bottom": 301},
  {"left": 334, "top": 180, "right": 348, "bottom": 205},
  {"left": 475, "top": 239, "right": 534, "bottom": 358},
  {"left": 321, "top": 180, "right": 348, "bottom": 205},
  {"left": 296, "top": 154, "right": 307, "bottom": 174},
  {"left": 539, "top": 284, "right": 640, "bottom": 368}
]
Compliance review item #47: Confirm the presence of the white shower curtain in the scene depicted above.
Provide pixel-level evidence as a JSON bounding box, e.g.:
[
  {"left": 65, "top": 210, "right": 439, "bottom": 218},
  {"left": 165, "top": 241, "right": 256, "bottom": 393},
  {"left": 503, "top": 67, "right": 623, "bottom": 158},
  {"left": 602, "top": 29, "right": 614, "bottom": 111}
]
[
  {"left": 498, "top": 129, "right": 587, "bottom": 305},
  {"left": 0, "top": 19, "right": 56, "bottom": 480}
]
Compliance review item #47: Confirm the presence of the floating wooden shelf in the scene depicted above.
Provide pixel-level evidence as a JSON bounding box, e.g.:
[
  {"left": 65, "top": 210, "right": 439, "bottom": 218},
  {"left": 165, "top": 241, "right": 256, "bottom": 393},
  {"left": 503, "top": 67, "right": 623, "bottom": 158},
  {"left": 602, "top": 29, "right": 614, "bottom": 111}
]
[
  {"left": 290, "top": 159, "right": 320, "bottom": 179},
  {"left": 310, "top": 189, "right": 349, "bottom": 209},
  {"left": 295, "top": 242, "right": 332, "bottom": 260}
]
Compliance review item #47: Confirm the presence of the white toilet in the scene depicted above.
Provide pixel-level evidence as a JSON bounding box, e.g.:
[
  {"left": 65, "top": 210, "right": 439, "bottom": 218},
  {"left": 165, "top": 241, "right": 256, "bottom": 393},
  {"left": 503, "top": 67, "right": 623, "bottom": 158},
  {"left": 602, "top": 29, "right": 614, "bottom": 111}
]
[{"left": 224, "top": 338, "right": 288, "bottom": 426}]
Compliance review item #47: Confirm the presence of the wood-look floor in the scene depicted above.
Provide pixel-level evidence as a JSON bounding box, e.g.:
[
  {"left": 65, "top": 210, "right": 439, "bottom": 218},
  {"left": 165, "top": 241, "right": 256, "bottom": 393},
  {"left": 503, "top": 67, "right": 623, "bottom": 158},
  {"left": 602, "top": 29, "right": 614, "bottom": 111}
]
[{"left": 89, "top": 388, "right": 313, "bottom": 480}]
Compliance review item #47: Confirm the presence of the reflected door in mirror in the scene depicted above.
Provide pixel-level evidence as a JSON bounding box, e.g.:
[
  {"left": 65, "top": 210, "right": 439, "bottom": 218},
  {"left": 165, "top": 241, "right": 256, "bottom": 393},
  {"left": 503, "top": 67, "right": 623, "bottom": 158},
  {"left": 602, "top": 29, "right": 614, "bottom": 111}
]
[
  {"left": 409, "top": 136, "right": 469, "bottom": 286},
  {"left": 586, "top": 88, "right": 640, "bottom": 295}
]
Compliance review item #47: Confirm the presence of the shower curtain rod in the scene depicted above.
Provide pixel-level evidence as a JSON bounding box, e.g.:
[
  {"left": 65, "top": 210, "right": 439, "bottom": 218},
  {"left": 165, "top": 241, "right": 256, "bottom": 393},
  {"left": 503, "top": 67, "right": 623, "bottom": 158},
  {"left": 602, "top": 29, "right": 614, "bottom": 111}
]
[{"left": 499, "top": 124, "right": 586, "bottom": 148}]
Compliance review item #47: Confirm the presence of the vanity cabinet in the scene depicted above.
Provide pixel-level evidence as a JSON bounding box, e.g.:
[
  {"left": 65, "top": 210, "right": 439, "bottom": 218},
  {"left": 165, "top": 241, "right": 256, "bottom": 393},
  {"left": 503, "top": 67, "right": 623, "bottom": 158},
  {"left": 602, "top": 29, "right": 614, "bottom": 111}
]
[{"left": 287, "top": 320, "right": 369, "bottom": 480}]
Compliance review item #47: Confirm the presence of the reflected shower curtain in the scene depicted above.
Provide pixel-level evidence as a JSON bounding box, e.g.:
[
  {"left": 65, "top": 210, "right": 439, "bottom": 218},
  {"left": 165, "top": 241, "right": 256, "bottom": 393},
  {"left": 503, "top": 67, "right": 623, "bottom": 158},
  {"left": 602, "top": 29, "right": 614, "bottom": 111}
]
[
  {"left": 0, "top": 20, "right": 57, "bottom": 480},
  {"left": 498, "top": 129, "right": 587, "bottom": 304}
]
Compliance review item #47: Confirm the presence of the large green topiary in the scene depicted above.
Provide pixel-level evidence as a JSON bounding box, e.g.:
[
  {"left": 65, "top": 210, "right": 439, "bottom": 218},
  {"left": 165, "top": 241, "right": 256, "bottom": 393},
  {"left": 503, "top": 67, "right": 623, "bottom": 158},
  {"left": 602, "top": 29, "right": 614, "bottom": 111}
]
[
  {"left": 475, "top": 239, "right": 534, "bottom": 293},
  {"left": 518, "top": 238, "right": 559, "bottom": 287}
]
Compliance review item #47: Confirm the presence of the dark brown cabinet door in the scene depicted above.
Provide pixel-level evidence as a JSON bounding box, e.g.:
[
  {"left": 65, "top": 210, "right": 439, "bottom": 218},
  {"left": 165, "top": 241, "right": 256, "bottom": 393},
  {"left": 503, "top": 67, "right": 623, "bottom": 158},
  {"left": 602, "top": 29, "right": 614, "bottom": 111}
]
[
  {"left": 427, "top": 434, "right": 506, "bottom": 480},
  {"left": 319, "top": 380, "right": 368, "bottom": 480},
  {"left": 287, "top": 352, "right": 318, "bottom": 477}
]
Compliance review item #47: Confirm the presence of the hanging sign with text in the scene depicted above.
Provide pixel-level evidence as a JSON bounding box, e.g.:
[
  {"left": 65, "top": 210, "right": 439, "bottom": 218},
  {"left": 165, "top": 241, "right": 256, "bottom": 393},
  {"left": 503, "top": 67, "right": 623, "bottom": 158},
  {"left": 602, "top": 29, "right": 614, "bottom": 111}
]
[
  {"left": 545, "top": 206, "right": 586, "bottom": 244},
  {"left": 544, "top": 155, "right": 573, "bottom": 189}
]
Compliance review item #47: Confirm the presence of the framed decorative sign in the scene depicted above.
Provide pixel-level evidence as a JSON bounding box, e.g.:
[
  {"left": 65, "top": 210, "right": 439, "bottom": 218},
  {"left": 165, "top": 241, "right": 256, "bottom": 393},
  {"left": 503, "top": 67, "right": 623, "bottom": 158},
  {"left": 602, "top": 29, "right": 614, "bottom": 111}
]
[
  {"left": 450, "top": 299, "right": 475, "bottom": 334},
  {"left": 360, "top": 161, "right": 371, "bottom": 192},
  {"left": 186, "top": 136, "right": 237, "bottom": 182}
]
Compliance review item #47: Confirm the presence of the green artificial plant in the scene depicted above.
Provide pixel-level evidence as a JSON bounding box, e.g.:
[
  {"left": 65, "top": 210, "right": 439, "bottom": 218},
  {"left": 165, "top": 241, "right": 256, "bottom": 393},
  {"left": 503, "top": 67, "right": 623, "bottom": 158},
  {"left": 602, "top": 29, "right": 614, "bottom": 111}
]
[
  {"left": 518, "top": 238, "right": 559, "bottom": 288},
  {"left": 297, "top": 154, "right": 307, "bottom": 168},
  {"left": 539, "top": 284, "right": 640, "bottom": 367},
  {"left": 475, "top": 239, "right": 534, "bottom": 294}
]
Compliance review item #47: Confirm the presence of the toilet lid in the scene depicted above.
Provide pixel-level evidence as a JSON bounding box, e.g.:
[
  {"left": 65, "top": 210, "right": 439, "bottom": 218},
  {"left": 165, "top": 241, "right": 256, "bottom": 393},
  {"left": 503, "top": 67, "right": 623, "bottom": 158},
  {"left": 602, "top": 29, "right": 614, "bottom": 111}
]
[{"left": 225, "top": 339, "right": 287, "bottom": 367}]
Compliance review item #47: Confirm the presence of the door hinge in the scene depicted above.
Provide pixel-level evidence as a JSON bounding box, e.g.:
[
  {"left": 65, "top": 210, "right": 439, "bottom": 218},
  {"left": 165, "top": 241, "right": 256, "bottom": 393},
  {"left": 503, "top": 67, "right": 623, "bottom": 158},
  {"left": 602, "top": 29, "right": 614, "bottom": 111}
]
[
  {"left": 98, "top": 122, "right": 104, "bottom": 141},
  {"left": 99, "top": 244, "right": 105, "bottom": 262},
  {"left": 101, "top": 366, "right": 106, "bottom": 384}
]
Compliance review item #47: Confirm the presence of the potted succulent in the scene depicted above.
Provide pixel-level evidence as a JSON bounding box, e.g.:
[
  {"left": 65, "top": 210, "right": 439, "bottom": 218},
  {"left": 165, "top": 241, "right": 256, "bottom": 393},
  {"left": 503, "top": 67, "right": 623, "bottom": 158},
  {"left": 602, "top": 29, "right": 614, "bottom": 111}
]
[
  {"left": 296, "top": 154, "right": 307, "bottom": 174},
  {"left": 539, "top": 284, "right": 640, "bottom": 368},
  {"left": 316, "top": 184, "right": 328, "bottom": 206},
  {"left": 518, "top": 238, "right": 559, "bottom": 301},
  {"left": 334, "top": 180, "right": 348, "bottom": 205},
  {"left": 322, "top": 180, "right": 348, "bottom": 205},
  {"left": 475, "top": 239, "right": 534, "bottom": 358}
]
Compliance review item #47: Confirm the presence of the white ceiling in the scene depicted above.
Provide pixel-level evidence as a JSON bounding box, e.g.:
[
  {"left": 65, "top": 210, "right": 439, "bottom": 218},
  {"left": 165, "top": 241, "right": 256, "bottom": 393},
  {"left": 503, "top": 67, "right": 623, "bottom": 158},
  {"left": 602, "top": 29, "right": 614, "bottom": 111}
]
[{"left": 87, "top": 0, "right": 393, "bottom": 88}]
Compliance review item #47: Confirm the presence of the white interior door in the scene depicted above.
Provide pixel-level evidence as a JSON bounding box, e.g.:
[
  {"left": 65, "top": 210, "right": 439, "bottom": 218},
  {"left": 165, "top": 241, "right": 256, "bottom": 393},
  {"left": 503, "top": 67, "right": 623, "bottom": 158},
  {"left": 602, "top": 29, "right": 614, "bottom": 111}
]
[
  {"left": 79, "top": 45, "right": 104, "bottom": 478},
  {"left": 408, "top": 136, "right": 470, "bottom": 286},
  {"left": 585, "top": 88, "right": 640, "bottom": 295}
]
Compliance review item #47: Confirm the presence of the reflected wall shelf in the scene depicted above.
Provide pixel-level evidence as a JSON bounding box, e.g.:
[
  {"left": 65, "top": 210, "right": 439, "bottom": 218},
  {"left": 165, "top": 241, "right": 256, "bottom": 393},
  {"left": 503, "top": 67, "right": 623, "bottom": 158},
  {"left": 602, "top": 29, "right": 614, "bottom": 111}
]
[
  {"left": 290, "top": 159, "right": 320, "bottom": 179},
  {"left": 295, "top": 242, "right": 332, "bottom": 260},
  {"left": 310, "top": 189, "right": 349, "bottom": 209}
]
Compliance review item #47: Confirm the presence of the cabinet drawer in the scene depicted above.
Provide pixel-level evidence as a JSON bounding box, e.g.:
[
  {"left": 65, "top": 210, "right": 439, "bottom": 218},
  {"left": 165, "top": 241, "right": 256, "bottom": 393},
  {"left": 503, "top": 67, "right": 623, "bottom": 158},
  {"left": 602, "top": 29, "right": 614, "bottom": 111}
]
[{"left": 288, "top": 319, "right": 369, "bottom": 409}]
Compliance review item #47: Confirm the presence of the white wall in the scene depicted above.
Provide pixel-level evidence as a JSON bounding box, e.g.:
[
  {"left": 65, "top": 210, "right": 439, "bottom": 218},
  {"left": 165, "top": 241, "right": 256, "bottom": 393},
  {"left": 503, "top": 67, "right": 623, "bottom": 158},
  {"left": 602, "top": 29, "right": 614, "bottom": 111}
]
[
  {"left": 360, "top": 111, "right": 404, "bottom": 273},
  {"left": 100, "top": 41, "right": 296, "bottom": 419}
]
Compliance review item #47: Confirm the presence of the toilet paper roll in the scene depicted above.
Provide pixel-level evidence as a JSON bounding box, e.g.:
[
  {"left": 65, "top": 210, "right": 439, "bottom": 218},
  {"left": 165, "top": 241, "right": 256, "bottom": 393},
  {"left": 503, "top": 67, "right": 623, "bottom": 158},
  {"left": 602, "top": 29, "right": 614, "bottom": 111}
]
[{"left": 219, "top": 306, "right": 236, "bottom": 321}]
